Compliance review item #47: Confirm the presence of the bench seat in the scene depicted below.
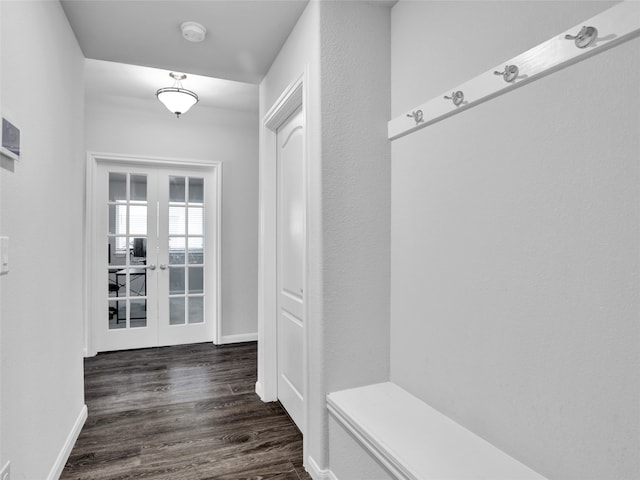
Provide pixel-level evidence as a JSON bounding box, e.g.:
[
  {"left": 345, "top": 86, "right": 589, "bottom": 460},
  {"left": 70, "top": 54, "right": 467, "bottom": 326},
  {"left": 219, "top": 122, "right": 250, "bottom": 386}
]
[{"left": 327, "top": 382, "right": 546, "bottom": 480}]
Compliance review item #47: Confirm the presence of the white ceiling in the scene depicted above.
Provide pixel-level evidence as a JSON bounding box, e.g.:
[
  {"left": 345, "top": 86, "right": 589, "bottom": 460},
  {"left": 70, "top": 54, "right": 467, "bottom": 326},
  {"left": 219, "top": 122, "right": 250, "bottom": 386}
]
[
  {"left": 61, "top": 0, "right": 309, "bottom": 85},
  {"left": 62, "top": 0, "right": 308, "bottom": 114},
  {"left": 84, "top": 58, "right": 259, "bottom": 113}
]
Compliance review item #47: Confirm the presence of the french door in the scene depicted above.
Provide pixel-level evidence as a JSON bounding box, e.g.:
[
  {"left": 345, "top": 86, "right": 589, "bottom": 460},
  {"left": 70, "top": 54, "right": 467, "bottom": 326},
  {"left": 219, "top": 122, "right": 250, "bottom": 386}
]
[{"left": 93, "top": 161, "right": 218, "bottom": 352}]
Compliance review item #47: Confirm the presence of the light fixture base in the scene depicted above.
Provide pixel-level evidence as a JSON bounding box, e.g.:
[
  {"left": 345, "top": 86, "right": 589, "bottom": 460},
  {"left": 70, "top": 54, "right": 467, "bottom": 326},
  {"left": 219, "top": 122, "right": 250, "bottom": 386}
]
[{"left": 169, "top": 72, "right": 187, "bottom": 82}]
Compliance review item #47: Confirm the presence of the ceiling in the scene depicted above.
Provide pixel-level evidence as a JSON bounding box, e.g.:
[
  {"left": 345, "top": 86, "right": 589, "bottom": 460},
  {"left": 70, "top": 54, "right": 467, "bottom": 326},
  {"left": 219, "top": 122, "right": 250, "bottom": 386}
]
[
  {"left": 61, "top": 0, "right": 310, "bottom": 85},
  {"left": 84, "top": 58, "right": 259, "bottom": 114}
]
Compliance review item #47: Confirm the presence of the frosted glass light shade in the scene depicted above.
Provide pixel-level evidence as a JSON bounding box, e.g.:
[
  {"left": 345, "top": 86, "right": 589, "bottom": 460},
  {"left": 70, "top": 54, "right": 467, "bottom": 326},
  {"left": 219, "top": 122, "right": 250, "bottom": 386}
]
[{"left": 156, "top": 87, "right": 198, "bottom": 117}]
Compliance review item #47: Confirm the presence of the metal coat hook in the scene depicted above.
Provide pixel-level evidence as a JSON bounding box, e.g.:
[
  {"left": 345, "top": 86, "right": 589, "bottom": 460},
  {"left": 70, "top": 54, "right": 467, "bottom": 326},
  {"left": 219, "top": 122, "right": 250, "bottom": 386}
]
[
  {"left": 444, "top": 91, "right": 464, "bottom": 106},
  {"left": 406, "top": 110, "right": 424, "bottom": 124},
  {"left": 494, "top": 64, "right": 519, "bottom": 83},
  {"left": 565, "top": 26, "right": 598, "bottom": 48}
]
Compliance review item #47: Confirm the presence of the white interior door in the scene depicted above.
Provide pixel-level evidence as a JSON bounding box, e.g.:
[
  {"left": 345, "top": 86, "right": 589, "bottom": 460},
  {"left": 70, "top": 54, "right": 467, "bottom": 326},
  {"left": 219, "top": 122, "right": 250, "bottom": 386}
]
[
  {"left": 94, "top": 162, "right": 218, "bottom": 352},
  {"left": 277, "top": 107, "right": 305, "bottom": 432},
  {"left": 157, "top": 171, "right": 216, "bottom": 346}
]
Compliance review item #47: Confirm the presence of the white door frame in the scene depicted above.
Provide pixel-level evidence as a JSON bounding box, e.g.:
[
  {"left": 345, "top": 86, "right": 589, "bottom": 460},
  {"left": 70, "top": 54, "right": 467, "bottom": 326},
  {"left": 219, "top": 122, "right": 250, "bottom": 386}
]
[
  {"left": 84, "top": 152, "right": 222, "bottom": 356},
  {"left": 257, "top": 69, "right": 309, "bottom": 418}
]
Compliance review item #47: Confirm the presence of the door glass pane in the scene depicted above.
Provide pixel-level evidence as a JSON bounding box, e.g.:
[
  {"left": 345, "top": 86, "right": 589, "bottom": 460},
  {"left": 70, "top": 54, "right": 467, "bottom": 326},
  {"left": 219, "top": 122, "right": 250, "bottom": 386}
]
[
  {"left": 169, "top": 237, "right": 186, "bottom": 264},
  {"left": 130, "top": 175, "right": 147, "bottom": 201},
  {"left": 108, "top": 300, "right": 126, "bottom": 329},
  {"left": 109, "top": 173, "right": 127, "bottom": 201},
  {"left": 129, "top": 205, "right": 147, "bottom": 235},
  {"left": 108, "top": 269, "right": 125, "bottom": 297},
  {"left": 108, "top": 205, "right": 118, "bottom": 234},
  {"left": 170, "top": 176, "right": 186, "bottom": 203},
  {"left": 112, "top": 204, "right": 127, "bottom": 235},
  {"left": 131, "top": 237, "right": 147, "bottom": 265},
  {"left": 188, "top": 297, "right": 204, "bottom": 324},
  {"left": 170, "top": 297, "right": 185, "bottom": 325},
  {"left": 108, "top": 237, "right": 127, "bottom": 265},
  {"left": 169, "top": 267, "right": 185, "bottom": 294},
  {"left": 188, "top": 207, "right": 203, "bottom": 235},
  {"left": 129, "top": 268, "right": 147, "bottom": 297},
  {"left": 169, "top": 207, "right": 186, "bottom": 235},
  {"left": 189, "top": 177, "right": 204, "bottom": 204},
  {"left": 188, "top": 237, "right": 204, "bottom": 264},
  {"left": 188, "top": 267, "right": 203, "bottom": 294},
  {"left": 130, "top": 299, "right": 147, "bottom": 328}
]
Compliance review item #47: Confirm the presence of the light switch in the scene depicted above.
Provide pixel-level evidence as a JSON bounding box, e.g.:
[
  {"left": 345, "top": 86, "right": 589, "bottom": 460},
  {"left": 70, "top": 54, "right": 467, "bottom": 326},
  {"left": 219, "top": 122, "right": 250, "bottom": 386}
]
[{"left": 0, "top": 236, "right": 8, "bottom": 275}]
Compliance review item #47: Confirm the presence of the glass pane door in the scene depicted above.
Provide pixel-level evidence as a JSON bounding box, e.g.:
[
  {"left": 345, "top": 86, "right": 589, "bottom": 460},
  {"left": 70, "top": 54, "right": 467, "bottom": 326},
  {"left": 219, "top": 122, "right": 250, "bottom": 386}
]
[
  {"left": 167, "top": 176, "right": 205, "bottom": 325},
  {"left": 158, "top": 170, "right": 215, "bottom": 346},
  {"left": 96, "top": 165, "right": 159, "bottom": 352},
  {"left": 107, "top": 172, "right": 149, "bottom": 330},
  {"left": 94, "top": 162, "right": 216, "bottom": 352}
]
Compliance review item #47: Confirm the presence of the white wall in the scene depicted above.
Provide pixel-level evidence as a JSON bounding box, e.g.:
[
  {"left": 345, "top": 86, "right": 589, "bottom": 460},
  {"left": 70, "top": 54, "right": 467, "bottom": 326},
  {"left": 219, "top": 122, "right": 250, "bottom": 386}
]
[
  {"left": 319, "top": 0, "right": 391, "bottom": 396},
  {"left": 259, "top": 0, "right": 391, "bottom": 474},
  {"left": 258, "top": 0, "right": 324, "bottom": 467},
  {"left": 320, "top": 3, "right": 392, "bottom": 474},
  {"left": 85, "top": 89, "right": 259, "bottom": 340},
  {"left": 390, "top": 2, "right": 639, "bottom": 479},
  {"left": 1, "top": 1, "right": 86, "bottom": 478}
]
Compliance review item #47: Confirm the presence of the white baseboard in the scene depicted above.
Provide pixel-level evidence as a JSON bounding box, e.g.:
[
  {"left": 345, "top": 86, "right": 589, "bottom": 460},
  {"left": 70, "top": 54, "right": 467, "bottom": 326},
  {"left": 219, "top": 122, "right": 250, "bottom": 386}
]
[
  {"left": 48, "top": 404, "right": 87, "bottom": 480},
  {"left": 218, "top": 332, "right": 258, "bottom": 345},
  {"left": 255, "top": 380, "right": 265, "bottom": 399},
  {"left": 307, "top": 456, "right": 338, "bottom": 480}
]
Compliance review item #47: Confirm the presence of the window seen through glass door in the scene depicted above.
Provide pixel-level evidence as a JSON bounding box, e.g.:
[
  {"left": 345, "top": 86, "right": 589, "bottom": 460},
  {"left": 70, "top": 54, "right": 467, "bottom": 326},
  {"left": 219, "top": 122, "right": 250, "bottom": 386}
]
[
  {"left": 168, "top": 176, "right": 205, "bottom": 325},
  {"left": 107, "top": 173, "right": 148, "bottom": 330}
]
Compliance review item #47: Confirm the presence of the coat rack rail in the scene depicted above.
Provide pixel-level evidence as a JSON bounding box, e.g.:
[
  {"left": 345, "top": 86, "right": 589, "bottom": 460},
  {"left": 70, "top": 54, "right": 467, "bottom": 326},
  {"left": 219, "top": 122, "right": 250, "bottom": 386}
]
[{"left": 388, "top": 1, "right": 640, "bottom": 141}]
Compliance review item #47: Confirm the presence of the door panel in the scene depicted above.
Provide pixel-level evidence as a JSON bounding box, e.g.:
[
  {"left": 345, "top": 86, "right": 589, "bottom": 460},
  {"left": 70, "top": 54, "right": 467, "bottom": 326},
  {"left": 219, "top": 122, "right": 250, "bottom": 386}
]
[
  {"left": 158, "top": 171, "right": 214, "bottom": 346},
  {"left": 277, "top": 107, "right": 305, "bottom": 432},
  {"left": 95, "top": 163, "right": 216, "bottom": 352},
  {"left": 98, "top": 166, "right": 159, "bottom": 351}
]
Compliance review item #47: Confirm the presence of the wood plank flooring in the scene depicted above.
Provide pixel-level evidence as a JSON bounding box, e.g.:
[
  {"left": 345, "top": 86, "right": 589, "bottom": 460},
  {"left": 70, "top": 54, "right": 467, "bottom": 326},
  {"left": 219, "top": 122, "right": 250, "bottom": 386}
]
[{"left": 61, "top": 342, "right": 311, "bottom": 480}]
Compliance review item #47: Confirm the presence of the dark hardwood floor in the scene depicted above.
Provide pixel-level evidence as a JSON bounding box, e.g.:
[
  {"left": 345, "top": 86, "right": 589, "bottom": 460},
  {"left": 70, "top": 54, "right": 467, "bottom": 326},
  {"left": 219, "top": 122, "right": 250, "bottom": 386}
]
[{"left": 62, "top": 342, "right": 311, "bottom": 480}]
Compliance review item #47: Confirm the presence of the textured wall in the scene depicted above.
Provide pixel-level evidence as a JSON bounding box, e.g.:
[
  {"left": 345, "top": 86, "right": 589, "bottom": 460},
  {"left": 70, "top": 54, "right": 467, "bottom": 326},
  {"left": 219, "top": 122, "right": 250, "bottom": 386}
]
[
  {"left": 319, "top": 0, "right": 391, "bottom": 396},
  {"left": 320, "top": 0, "right": 391, "bottom": 473},
  {"left": 258, "top": 0, "right": 324, "bottom": 468},
  {"left": 259, "top": 1, "right": 392, "bottom": 473},
  {"left": 1, "top": 2, "right": 86, "bottom": 477},
  {"left": 390, "top": 2, "right": 639, "bottom": 479}
]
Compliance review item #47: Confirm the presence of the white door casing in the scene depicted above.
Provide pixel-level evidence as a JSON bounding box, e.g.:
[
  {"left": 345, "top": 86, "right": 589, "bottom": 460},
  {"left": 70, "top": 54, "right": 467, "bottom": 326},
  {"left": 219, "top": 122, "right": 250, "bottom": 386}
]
[
  {"left": 277, "top": 107, "right": 306, "bottom": 432},
  {"left": 85, "top": 153, "right": 221, "bottom": 355}
]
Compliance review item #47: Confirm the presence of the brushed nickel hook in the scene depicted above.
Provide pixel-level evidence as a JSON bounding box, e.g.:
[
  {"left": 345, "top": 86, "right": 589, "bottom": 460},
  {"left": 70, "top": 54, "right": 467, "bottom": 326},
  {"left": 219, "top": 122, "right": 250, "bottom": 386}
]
[
  {"left": 493, "top": 64, "right": 519, "bottom": 83},
  {"left": 565, "top": 26, "right": 598, "bottom": 48},
  {"left": 406, "top": 110, "right": 424, "bottom": 124},
  {"left": 444, "top": 91, "right": 464, "bottom": 106}
]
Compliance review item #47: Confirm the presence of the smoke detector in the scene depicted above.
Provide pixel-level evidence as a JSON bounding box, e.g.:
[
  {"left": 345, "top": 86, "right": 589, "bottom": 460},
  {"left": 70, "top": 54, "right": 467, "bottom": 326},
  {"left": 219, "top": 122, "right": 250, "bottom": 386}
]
[{"left": 181, "top": 22, "right": 207, "bottom": 42}]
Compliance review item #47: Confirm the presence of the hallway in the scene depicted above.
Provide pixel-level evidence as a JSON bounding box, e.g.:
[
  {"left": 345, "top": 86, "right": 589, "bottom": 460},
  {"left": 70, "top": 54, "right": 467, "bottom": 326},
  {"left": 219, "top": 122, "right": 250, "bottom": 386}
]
[{"left": 61, "top": 342, "right": 310, "bottom": 479}]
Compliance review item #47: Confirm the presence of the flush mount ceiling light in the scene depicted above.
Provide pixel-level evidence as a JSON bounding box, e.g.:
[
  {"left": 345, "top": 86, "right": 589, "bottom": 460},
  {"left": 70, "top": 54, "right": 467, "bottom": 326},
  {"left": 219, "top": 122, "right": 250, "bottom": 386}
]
[{"left": 156, "top": 72, "right": 198, "bottom": 118}]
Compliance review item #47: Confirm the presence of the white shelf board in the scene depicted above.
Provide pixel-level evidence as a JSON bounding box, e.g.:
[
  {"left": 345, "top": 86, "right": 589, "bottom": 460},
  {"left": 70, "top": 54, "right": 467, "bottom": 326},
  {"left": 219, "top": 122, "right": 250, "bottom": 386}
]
[
  {"left": 388, "top": 1, "right": 640, "bottom": 140},
  {"left": 328, "top": 382, "right": 547, "bottom": 480}
]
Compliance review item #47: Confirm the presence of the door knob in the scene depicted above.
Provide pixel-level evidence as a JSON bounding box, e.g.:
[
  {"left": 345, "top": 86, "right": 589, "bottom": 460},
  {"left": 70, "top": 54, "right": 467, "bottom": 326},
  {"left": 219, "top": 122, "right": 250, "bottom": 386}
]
[
  {"left": 160, "top": 264, "right": 168, "bottom": 270},
  {"left": 147, "top": 264, "right": 156, "bottom": 271}
]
